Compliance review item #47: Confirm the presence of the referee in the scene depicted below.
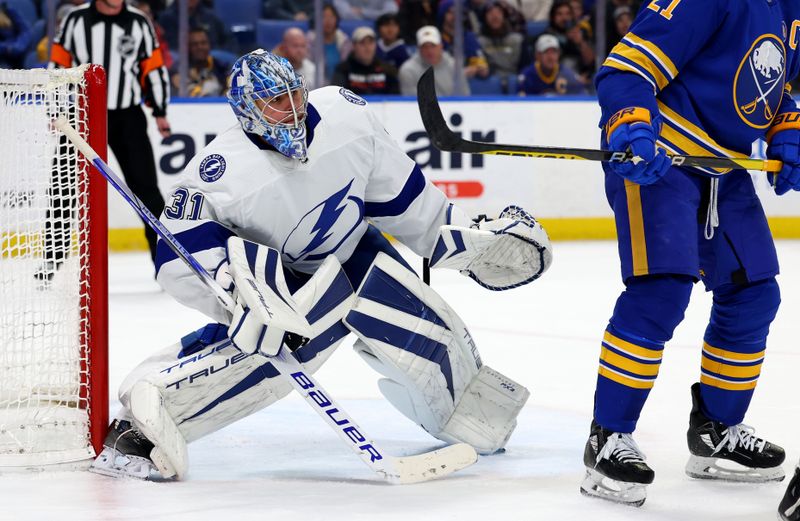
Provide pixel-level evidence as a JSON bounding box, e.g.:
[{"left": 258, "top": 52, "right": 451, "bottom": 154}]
[{"left": 49, "top": 0, "right": 171, "bottom": 266}]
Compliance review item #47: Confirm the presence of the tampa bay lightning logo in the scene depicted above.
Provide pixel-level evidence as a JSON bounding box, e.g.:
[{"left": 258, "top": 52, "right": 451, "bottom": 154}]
[
  {"left": 339, "top": 87, "right": 367, "bottom": 106},
  {"left": 282, "top": 179, "right": 364, "bottom": 263},
  {"left": 199, "top": 154, "right": 226, "bottom": 182},
  {"left": 734, "top": 35, "right": 786, "bottom": 129}
]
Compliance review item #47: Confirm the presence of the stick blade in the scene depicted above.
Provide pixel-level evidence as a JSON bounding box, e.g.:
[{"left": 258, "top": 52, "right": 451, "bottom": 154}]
[{"left": 382, "top": 443, "right": 478, "bottom": 485}]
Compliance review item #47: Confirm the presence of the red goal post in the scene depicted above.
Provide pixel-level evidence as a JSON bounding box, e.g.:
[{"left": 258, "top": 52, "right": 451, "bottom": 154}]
[{"left": 0, "top": 64, "right": 108, "bottom": 468}]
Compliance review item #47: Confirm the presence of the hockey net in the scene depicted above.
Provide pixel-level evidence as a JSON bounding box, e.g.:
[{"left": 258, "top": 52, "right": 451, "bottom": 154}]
[{"left": 0, "top": 65, "right": 108, "bottom": 468}]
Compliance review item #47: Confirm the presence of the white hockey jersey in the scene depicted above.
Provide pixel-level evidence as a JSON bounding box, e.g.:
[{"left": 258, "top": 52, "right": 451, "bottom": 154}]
[{"left": 156, "top": 86, "right": 470, "bottom": 323}]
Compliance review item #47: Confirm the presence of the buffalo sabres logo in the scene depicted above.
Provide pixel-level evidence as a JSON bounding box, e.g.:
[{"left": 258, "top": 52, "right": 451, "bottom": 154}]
[
  {"left": 282, "top": 179, "right": 364, "bottom": 264},
  {"left": 734, "top": 35, "right": 786, "bottom": 129},
  {"left": 199, "top": 154, "right": 226, "bottom": 182}
]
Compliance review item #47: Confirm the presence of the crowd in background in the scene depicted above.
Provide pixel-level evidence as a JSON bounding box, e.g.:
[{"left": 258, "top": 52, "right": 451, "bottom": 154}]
[{"left": 0, "top": 0, "right": 645, "bottom": 97}]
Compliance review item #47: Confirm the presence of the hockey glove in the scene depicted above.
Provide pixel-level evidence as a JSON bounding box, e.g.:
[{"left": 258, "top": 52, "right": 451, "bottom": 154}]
[
  {"left": 225, "top": 237, "right": 312, "bottom": 357},
  {"left": 766, "top": 112, "right": 800, "bottom": 196},
  {"left": 605, "top": 107, "right": 671, "bottom": 185}
]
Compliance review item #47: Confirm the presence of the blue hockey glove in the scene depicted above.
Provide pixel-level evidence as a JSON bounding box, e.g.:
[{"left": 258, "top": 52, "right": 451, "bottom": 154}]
[
  {"left": 766, "top": 112, "right": 800, "bottom": 196},
  {"left": 605, "top": 107, "right": 671, "bottom": 185}
]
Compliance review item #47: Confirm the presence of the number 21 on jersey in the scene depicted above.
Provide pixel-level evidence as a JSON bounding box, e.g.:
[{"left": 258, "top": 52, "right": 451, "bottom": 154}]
[{"left": 647, "top": 0, "right": 682, "bottom": 20}]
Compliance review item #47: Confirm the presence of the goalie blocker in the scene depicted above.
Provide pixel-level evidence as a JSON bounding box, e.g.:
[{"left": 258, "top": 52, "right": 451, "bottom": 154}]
[{"left": 93, "top": 237, "right": 531, "bottom": 479}]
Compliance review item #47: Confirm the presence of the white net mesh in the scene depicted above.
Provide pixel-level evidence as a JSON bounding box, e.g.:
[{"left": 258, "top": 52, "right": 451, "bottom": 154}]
[{"left": 0, "top": 67, "right": 97, "bottom": 467}]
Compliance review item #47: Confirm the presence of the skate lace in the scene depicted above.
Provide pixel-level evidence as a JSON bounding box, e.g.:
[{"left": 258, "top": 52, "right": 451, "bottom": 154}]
[
  {"left": 596, "top": 433, "right": 646, "bottom": 465},
  {"left": 714, "top": 424, "right": 766, "bottom": 455}
]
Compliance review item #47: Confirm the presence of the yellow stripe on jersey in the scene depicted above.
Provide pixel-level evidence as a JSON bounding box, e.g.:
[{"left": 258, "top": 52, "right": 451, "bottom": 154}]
[
  {"left": 603, "top": 331, "right": 663, "bottom": 361},
  {"left": 623, "top": 33, "right": 678, "bottom": 79},
  {"left": 608, "top": 42, "right": 671, "bottom": 90},
  {"left": 601, "top": 346, "right": 661, "bottom": 376},
  {"left": 702, "top": 342, "right": 765, "bottom": 363},
  {"left": 658, "top": 102, "right": 748, "bottom": 158},
  {"left": 603, "top": 57, "right": 658, "bottom": 91},
  {"left": 599, "top": 366, "right": 656, "bottom": 389},
  {"left": 624, "top": 179, "right": 649, "bottom": 276},
  {"left": 700, "top": 373, "right": 759, "bottom": 391}
]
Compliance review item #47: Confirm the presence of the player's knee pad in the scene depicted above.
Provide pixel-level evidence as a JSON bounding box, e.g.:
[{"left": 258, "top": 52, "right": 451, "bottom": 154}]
[
  {"left": 707, "top": 277, "right": 780, "bottom": 344},
  {"left": 611, "top": 274, "right": 695, "bottom": 342},
  {"left": 344, "top": 252, "right": 530, "bottom": 455}
]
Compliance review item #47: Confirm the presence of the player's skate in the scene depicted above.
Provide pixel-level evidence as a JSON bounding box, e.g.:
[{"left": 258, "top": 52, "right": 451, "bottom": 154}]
[
  {"left": 779, "top": 465, "right": 800, "bottom": 521},
  {"left": 580, "top": 420, "right": 654, "bottom": 507},
  {"left": 90, "top": 419, "right": 159, "bottom": 479},
  {"left": 685, "top": 383, "right": 784, "bottom": 482}
]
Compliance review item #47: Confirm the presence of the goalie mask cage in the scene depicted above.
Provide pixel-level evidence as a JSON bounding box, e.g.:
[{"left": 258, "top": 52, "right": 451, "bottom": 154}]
[{"left": 0, "top": 65, "right": 108, "bottom": 468}]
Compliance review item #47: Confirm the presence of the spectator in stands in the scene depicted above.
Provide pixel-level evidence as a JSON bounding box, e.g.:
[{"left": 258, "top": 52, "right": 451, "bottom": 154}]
[
  {"left": 171, "top": 27, "right": 230, "bottom": 97},
  {"left": 399, "top": 25, "right": 468, "bottom": 96},
  {"left": 478, "top": 1, "right": 523, "bottom": 79},
  {"left": 397, "top": 0, "right": 437, "bottom": 44},
  {"left": 606, "top": 5, "right": 631, "bottom": 54},
  {"left": 569, "top": 0, "right": 593, "bottom": 38},
  {"left": 263, "top": 0, "right": 312, "bottom": 20},
  {"left": 333, "top": 0, "right": 397, "bottom": 21},
  {"left": 601, "top": 0, "right": 639, "bottom": 57},
  {"left": 308, "top": 3, "right": 351, "bottom": 83},
  {"left": 158, "top": 0, "right": 230, "bottom": 51},
  {"left": 0, "top": 2, "right": 32, "bottom": 69},
  {"left": 518, "top": 33, "right": 586, "bottom": 95},
  {"left": 470, "top": 0, "right": 525, "bottom": 35},
  {"left": 332, "top": 26, "right": 399, "bottom": 94},
  {"left": 545, "top": 0, "right": 594, "bottom": 76},
  {"left": 132, "top": 0, "right": 173, "bottom": 69},
  {"left": 516, "top": 0, "right": 553, "bottom": 22},
  {"left": 375, "top": 12, "right": 410, "bottom": 69},
  {"left": 438, "top": 0, "right": 489, "bottom": 79},
  {"left": 275, "top": 27, "right": 316, "bottom": 89}
]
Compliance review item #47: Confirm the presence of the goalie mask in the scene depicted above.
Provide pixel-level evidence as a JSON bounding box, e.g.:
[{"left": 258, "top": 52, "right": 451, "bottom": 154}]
[{"left": 227, "top": 49, "right": 309, "bottom": 161}]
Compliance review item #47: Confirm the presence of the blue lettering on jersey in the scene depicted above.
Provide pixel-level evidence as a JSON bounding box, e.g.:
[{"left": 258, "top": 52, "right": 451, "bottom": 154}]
[
  {"left": 734, "top": 35, "right": 786, "bottom": 129},
  {"left": 199, "top": 154, "right": 227, "bottom": 182},
  {"left": 282, "top": 179, "right": 364, "bottom": 263},
  {"left": 339, "top": 87, "right": 367, "bottom": 106}
]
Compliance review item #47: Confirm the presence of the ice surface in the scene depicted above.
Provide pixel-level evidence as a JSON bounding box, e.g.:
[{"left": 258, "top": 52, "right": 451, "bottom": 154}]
[{"left": 2, "top": 241, "right": 799, "bottom": 521}]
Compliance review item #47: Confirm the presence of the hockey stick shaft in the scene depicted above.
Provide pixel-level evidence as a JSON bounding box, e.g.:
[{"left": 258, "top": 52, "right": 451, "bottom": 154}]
[
  {"left": 55, "top": 117, "right": 475, "bottom": 484},
  {"left": 416, "top": 68, "right": 782, "bottom": 173}
]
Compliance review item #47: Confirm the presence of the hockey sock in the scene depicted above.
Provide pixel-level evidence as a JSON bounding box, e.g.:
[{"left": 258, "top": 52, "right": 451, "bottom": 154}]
[
  {"left": 594, "top": 274, "right": 693, "bottom": 433},
  {"left": 700, "top": 278, "right": 780, "bottom": 425}
]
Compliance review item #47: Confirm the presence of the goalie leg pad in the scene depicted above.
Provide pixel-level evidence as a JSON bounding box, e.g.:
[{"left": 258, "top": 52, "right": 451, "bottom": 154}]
[
  {"left": 113, "top": 256, "right": 356, "bottom": 478},
  {"left": 344, "top": 252, "right": 528, "bottom": 454}
]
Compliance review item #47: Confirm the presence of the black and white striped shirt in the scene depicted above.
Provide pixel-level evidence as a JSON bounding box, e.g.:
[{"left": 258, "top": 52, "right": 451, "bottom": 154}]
[{"left": 50, "top": 1, "right": 170, "bottom": 116}]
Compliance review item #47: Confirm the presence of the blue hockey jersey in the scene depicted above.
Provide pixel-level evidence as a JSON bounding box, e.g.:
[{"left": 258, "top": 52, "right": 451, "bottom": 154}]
[{"left": 596, "top": 0, "right": 800, "bottom": 174}]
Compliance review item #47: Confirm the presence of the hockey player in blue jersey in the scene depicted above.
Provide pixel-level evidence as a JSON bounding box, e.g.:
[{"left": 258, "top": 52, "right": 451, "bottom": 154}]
[
  {"left": 88, "top": 50, "right": 553, "bottom": 480},
  {"left": 581, "top": 0, "right": 800, "bottom": 507}
]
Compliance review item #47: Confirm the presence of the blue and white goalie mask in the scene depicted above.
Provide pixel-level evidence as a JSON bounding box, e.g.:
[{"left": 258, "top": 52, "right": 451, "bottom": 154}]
[{"left": 227, "top": 49, "right": 309, "bottom": 160}]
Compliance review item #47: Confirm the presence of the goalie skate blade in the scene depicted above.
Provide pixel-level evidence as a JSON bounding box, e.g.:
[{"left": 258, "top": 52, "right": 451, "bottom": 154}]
[
  {"left": 382, "top": 443, "right": 478, "bottom": 484},
  {"left": 685, "top": 455, "right": 785, "bottom": 483},
  {"left": 579, "top": 468, "right": 647, "bottom": 507}
]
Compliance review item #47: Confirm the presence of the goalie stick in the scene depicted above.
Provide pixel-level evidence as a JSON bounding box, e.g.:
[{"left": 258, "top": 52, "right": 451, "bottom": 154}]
[
  {"left": 415, "top": 67, "right": 782, "bottom": 173},
  {"left": 54, "top": 117, "right": 478, "bottom": 485}
]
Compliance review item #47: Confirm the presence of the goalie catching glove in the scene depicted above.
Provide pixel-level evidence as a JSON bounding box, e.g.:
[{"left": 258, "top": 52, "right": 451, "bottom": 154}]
[
  {"left": 218, "top": 237, "right": 312, "bottom": 356},
  {"left": 428, "top": 205, "right": 553, "bottom": 290}
]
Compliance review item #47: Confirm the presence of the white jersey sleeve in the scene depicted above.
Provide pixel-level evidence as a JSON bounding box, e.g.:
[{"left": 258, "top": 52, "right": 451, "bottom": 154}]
[
  {"left": 362, "top": 108, "right": 471, "bottom": 257},
  {"left": 154, "top": 148, "right": 237, "bottom": 324}
]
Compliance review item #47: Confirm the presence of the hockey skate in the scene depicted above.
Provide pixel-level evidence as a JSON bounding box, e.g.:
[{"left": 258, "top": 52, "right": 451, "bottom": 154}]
[
  {"left": 89, "top": 419, "right": 160, "bottom": 479},
  {"left": 685, "top": 383, "right": 784, "bottom": 482},
  {"left": 580, "top": 421, "right": 654, "bottom": 507},
  {"left": 779, "top": 466, "right": 800, "bottom": 521}
]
